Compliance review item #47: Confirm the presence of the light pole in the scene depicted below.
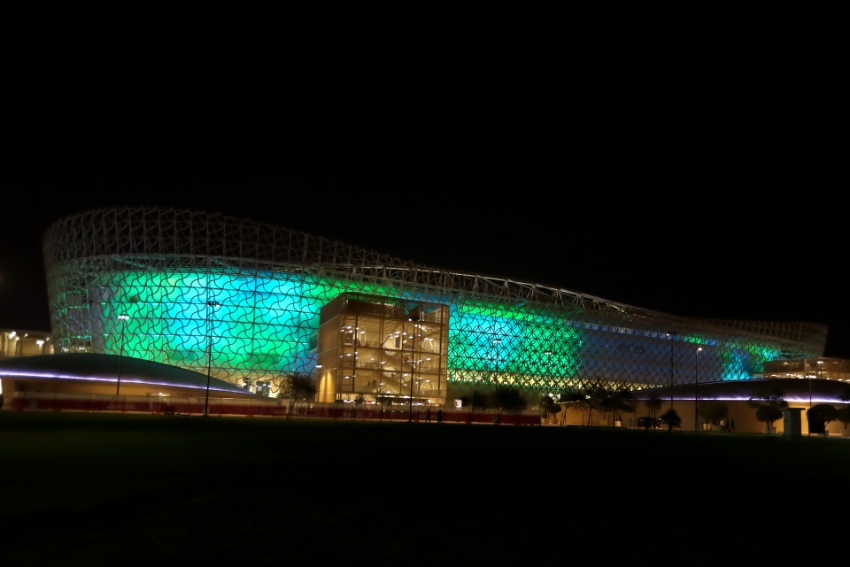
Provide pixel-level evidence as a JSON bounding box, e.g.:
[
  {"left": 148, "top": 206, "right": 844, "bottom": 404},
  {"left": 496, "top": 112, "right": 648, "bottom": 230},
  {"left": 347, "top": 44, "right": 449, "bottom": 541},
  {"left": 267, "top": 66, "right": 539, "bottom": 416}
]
[
  {"left": 543, "top": 349, "right": 568, "bottom": 427},
  {"left": 492, "top": 338, "right": 502, "bottom": 384},
  {"left": 204, "top": 300, "right": 220, "bottom": 418},
  {"left": 116, "top": 314, "right": 129, "bottom": 396},
  {"left": 408, "top": 316, "right": 418, "bottom": 422},
  {"left": 811, "top": 359, "right": 823, "bottom": 409},
  {"left": 694, "top": 347, "right": 702, "bottom": 432},
  {"left": 542, "top": 349, "right": 553, "bottom": 423},
  {"left": 408, "top": 358, "right": 415, "bottom": 423},
  {"left": 667, "top": 331, "right": 676, "bottom": 410}
]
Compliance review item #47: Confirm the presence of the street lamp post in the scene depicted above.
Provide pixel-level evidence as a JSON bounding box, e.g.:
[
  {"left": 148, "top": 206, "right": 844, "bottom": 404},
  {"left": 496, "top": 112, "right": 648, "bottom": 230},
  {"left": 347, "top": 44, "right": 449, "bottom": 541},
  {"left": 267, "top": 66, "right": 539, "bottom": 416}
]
[
  {"left": 667, "top": 331, "right": 676, "bottom": 410},
  {"left": 543, "top": 349, "right": 568, "bottom": 427},
  {"left": 542, "top": 349, "right": 555, "bottom": 424},
  {"left": 811, "top": 359, "right": 823, "bottom": 409},
  {"left": 408, "top": 358, "right": 415, "bottom": 423},
  {"left": 204, "top": 300, "right": 220, "bottom": 418},
  {"left": 807, "top": 362, "right": 813, "bottom": 409},
  {"left": 116, "top": 314, "right": 129, "bottom": 396},
  {"left": 492, "top": 338, "right": 502, "bottom": 385},
  {"left": 694, "top": 347, "right": 702, "bottom": 432},
  {"left": 805, "top": 358, "right": 823, "bottom": 436},
  {"left": 408, "top": 316, "right": 419, "bottom": 423}
]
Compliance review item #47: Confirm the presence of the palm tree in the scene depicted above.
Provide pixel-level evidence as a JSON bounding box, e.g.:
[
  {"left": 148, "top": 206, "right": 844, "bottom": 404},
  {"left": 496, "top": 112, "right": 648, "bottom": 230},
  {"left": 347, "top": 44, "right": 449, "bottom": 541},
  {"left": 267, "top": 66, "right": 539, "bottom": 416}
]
[
  {"left": 492, "top": 385, "right": 527, "bottom": 425},
  {"left": 808, "top": 403, "right": 838, "bottom": 435},
  {"left": 539, "top": 394, "right": 561, "bottom": 424},
  {"left": 660, "top": 407, "right": 681, "bottom": 432},
  {"left": 283, "top": 373, "right": 317, "bottom": 420},
  {"left": 353, "top": 393, "right": 367, "bottom": 420},
  {"left": 836, "top": 405, "right": 850, "bottom": 432},
  {"left": 561, "top": 386, "right": 609, "bottom": 426},
  {"left": 755, "top": 405, "right": 783, "bottom": 434},
  {"left": 461, "top": 389, "right": 487, "bottom": 425},
  {"left": 645, "top": 391, "right": 663, "bottom": 419},
  {"left": 748, "top": 385, "right": 788, "bottom": 433},
  {"left": 599, "top": 388, "right": 634, "bottom": 427}
]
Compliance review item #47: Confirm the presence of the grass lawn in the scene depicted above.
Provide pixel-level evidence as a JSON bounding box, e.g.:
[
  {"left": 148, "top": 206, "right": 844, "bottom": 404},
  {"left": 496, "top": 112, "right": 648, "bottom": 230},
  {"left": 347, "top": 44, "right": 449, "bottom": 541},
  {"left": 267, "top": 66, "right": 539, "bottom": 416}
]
[{"left": 2, "top": 411, "right": 848, "bottom": 565}]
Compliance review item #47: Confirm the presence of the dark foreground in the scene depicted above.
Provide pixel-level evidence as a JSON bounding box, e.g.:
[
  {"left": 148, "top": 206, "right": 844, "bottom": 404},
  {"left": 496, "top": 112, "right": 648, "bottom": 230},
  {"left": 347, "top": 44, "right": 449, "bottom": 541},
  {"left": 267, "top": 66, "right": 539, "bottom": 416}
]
[{"left": 2, "top": 412, "right": 848, "bottom": 566}]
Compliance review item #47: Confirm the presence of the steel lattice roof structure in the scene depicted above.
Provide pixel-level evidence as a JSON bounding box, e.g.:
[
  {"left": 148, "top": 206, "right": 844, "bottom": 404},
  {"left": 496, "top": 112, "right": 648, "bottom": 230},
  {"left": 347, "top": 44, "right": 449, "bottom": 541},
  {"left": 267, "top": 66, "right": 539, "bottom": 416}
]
[{"left": 42, "top": 207, "right": 828, "bottom": 401}]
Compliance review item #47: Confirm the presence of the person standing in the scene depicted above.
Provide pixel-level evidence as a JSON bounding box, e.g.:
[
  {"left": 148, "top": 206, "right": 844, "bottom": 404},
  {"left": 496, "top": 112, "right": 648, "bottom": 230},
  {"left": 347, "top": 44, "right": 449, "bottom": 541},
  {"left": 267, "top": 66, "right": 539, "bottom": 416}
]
[
  {"left": 425, "top": 408, "right": 431, "bottom": 423},
  {"left": 437, "top": 409, "right": 443, "bottom": 424}
]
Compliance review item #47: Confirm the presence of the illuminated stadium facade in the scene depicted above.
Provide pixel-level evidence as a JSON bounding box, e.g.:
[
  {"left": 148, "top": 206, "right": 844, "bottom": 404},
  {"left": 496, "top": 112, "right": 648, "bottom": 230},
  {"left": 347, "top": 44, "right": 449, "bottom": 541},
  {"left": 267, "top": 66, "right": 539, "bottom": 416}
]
[{"left": 42, "top": 207, "right": 829, "bottom": 408}]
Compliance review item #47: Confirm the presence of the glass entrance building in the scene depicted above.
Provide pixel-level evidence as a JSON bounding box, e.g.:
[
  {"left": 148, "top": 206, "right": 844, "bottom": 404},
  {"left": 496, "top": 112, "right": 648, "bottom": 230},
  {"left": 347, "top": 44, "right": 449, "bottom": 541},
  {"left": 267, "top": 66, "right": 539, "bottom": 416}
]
[{"left": 43, "top": 207, "right": 828, "bottom": 407}]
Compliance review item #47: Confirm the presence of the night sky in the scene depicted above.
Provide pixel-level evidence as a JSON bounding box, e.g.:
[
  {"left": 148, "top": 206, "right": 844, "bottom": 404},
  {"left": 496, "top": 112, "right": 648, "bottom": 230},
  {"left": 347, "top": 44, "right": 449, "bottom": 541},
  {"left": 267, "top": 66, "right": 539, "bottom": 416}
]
[{"left": 3, "top": 123, "right": 846, "bottom": 358}]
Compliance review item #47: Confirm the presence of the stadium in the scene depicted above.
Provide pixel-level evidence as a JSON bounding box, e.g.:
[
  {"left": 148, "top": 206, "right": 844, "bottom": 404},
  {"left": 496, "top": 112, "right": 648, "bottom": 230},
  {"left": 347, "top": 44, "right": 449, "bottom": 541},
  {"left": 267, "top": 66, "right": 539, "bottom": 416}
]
[{"left": 1, "top": 206, "right": 848, "bottom": 432}]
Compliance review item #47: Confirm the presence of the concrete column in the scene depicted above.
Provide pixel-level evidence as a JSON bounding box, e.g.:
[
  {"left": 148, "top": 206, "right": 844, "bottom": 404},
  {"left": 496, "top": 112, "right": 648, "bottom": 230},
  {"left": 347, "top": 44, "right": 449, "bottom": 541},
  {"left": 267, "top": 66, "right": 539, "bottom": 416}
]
[{"left": 782, "top": 407, "right": 803, "bottom": 440}]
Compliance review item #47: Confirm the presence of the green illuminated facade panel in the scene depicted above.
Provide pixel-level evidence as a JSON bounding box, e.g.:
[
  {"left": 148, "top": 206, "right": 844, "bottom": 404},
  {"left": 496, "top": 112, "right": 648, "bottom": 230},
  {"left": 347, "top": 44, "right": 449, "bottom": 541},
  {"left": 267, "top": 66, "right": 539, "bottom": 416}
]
[{"left": 43, "top": 207, "right": 828, "bottom": 401}]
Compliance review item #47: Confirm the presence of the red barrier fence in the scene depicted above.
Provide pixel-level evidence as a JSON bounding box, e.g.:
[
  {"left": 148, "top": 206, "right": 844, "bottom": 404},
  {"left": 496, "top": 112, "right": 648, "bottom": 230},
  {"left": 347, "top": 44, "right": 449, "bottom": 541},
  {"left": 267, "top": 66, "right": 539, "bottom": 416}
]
[{"left": 7, "top": 393, "right": 541, "bottom": 426}]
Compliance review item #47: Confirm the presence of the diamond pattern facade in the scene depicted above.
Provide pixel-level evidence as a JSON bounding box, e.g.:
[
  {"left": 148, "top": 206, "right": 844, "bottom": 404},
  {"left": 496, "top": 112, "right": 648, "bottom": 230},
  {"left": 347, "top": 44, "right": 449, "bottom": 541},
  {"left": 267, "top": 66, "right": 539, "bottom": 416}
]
[{"left": 43, "top": 207, "right": 828, "bottom": 403}]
